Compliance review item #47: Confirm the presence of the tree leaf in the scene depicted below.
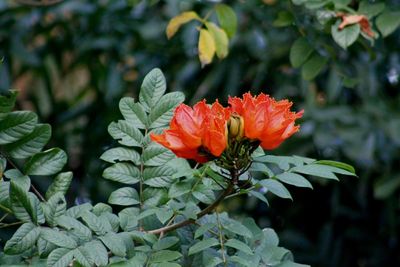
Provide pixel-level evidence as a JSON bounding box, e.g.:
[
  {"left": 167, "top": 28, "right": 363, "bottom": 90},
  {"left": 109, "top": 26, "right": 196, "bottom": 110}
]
[
  {"left": 358, "top": 2, "right": 385, "bottom": 18},
  {"left": 259, "top": 179, "right": 292, "bottom": 199},
  {"left": 99, "top": 232, "right": 127, "bottom": 257},
  {"left": 40, "top": 228, "right": 77, "bottom": 249},
  {"left": 275, "top": 173, "right": 313, "bottom": 188},
  {"left": 188, "top": 238, "right": 219, "bottom": 255},
  {"left": 315, "top": 160, "right": 356, "bottom": 174},
  {"left": 225, "top": 239, "right": 254, "bottom": 254},
  {"left": 0, "top": 111, "right": 37, "bottom": 145},
  {"left": 108, "top": 187, "right": 140, "bottom": 206},
  {"left": 155, "top": 207, "right": 174, "bottom": 224},
  {"left": 148, "top": 92, "right": 185, "bottom": 129},
  {"left": 143, "top": 165, "right": 175, "bottom": 187},
  {"left": 119, "top": 207, "right": 139, "bottom": 232},
  {"left": 108, "top": 120, "right": 143, "bottom": 147},
  {"left": 56, "top": 215, "right": 92, "bottom": 241},
  {"left": 119, "top": 97, "right": 148, "bottom": 129},
  {"left": 46, "top": 172, "right": 73, "bottom": 199},
  {"left": 103, "top": 163, "right": 140, "bottom": 184},
  {"left": 139, "top": 68, "right": 167, "bottom": 111},
  {"left": 4, "top": 123, "right": 51, "bottom": 159},
  {"left": 194, "top": 223, "right": 215, "bottom": 239},
  {"left": 153, "top": 236, "right": 179, "bottom": 251},
  {"left": 215, "top": 4, "right": 237, "bottom": 38},
  {"left": 42, "top": 192, "right": 67, "bottom": 226},
  {"left": 81, "top": 240, "right": 109, "bottom": 266},
  {"left": 81, "top": 211, "right": 109, "bottom": 236},
  {"left": 149, "top": 250, "right": 182, "bottom": 263},
  {"left": 301, "top": 53, "right": 328, "bottom": 80},
  {"left": 166, "top": 11, "right": 201, "bottom": 39},
  {"left": 46, "top": 247, "right": 74, "bottom": 267},
  {"left": 101, "top": 147, "right": 141, "bottom": 165},
  {"left": 205, "top": 22, "right": 229, "bottom": 59},
  {"left": 331, "top": 20, "right": 360, "bottom": 49},
  {"left": 10, "top": 181, "right": 44, "bottom": 224},
  {"left": 0, "top": 90, "right": 18, "bottom": 113},
  {"left": 24, "top": 148, "right": 67, "bottom": 176},
  {"left": 198, "top": 29, "right": 216, "bottom": 67},
  {"left": 376, "top": 11, "right": 400, "bottom": 37},
  {"left": 143, "top": 143, "right": 175, "bottom": 166},
  {"left": 223, "top": 219, "right": 253, "bottom": 238},
  {"left": 290, "top": 37, "right": 314, "bottom": 68},
  {"left": 4, "top": 223, "right": 40, "bottom": 254}
]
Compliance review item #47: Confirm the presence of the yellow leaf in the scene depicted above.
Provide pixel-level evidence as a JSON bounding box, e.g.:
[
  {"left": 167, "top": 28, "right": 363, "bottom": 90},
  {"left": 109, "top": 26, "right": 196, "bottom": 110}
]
[
  {"left": 166, "top": 11, "right": 200, "bottom": 39},
  {"left": 198, "top": 29, "right": 216, "bottom": 67},
  {"left": 205, "top": 22, "right": 229, "bottom": 59}
]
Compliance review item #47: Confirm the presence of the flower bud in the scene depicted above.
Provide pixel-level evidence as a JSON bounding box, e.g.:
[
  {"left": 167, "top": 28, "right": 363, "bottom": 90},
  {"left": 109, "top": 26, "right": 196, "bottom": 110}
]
[{"left": 228, "top": 115, "right": 244, "bottom": 139}]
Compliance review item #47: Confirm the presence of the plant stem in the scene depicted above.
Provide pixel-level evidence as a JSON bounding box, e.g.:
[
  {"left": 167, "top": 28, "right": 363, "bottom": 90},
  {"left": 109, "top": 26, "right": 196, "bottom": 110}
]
[
  {"left": 0, "top": 221, "right": 23, "bottom": 228},
  {"left": 216, "top": 212, "right": 227, "bottom": 267},
  {"left": 139, "top": 129, "right": 148, "bottom": 230},
  {"left": 0, "top": 203, "right": 12, "bottom": 214}
]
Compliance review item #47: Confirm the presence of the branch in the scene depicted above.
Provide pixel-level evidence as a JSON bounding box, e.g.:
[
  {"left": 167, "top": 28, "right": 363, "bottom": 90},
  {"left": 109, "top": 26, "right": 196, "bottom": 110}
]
[{"left": 147, "top": 181, "right": 235, "bottom": 235}]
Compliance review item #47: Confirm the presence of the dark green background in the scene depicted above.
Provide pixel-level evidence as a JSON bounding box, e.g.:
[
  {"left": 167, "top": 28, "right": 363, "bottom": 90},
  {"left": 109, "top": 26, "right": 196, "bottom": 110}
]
[{"left": 0, "top": 0, "right": 399, "bottom": 266}]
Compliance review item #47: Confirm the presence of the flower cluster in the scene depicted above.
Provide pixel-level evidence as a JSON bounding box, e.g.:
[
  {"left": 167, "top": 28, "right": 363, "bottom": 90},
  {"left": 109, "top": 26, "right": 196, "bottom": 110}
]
[{"left": 150, "top": 92, "right": 303, "bottom": 166}]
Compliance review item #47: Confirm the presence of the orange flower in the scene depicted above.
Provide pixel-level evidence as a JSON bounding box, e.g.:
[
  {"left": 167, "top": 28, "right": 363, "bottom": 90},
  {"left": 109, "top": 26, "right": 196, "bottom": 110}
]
[
  {"left": 150, "top": 100, "right": 230, "bottom": 162},
  {"left": 337, "top": 13, "right": 374, "bottom": 38},
  {"left": 228, "top": 93, "right": 303, "bottom": 150}
]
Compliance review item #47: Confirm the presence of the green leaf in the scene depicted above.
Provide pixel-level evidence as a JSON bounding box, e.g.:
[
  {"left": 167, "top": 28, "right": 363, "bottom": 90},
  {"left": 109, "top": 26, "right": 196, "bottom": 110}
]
[
  {"left": 65, "top": 203, "right": 92, "bottom": 218},
  {"left": 10, "top": 181, "right": 44, "bottom": 224},
  {"left": 42, "top": 192, "right": 67, "bottom": 226},
  {"left": 259, "top": 179, "right": 292, "bottom": 199},
  {"left": 225, "top": 239, "right": 253, "bottom": 254},
  {"left": 291, "top": 163, "right": 355, "bottom": 180},
  {"left": 331, "top": 20, "right": 360, "bottom": 49},
  {"left": 109, "top": 252, "right": 147, "bottom": 267},
  {"left": 119, "top": 207, "right": 139, "bottom": 231},
  {"left": 148, "top": 92, "right": 185, "bottom": 129},
  {"left": 376, "top": 11, "right": 400, "bottom": 37},
  {"left": 188, "top": 238, "right": 219, "bottom": 255},
  {"left": 315, "top": 160, "right": 356, "bottom": 174},
  {"left": 153, "top": 236, "right": 179, "bottom": 251},
  {"left": 155, "top": 207, "right": 174, "bottom": 224},
  {"left": 0, "top": 111, "right": 37, "bottom": 145},
  {"left": 139, "top": 68, "right": 167, "bottom": 111},
  {"left": 290, "top": 37, "right": 314, "bottom": 68},
  {"left": 223, "top": 219, "right": 253, "bottom": 238},
  {"left": 276, "top": 261, "right": 311, "bottom": 267},
  {"left": 99, "top": 232, "right": 127, "bottom": 257},
  {"left": 0, "top": 90, "right": 18, "bottom": 113},
  {"left": 249, "top": 191, "right": 269, "bottom": 206},
  {"left": 143, "top": 165, "right": 175, "bottom": 187},
  {"left": 100, "top": 147, "right": 141, "bottom": 165},
  {"left": 4, "top": 124, "right": 51, "bottom": 159},
  {"left": 81, "top": 211, "right": 108, "bottom": 236},
  {"left": 119, "top": 97, "right": 148, "bottom": 129},
  {"left": 149, "top": 250, "right": 182, "bottom": 263},
  {"left": 194, "top": 223, "right": 215, "bottom": 239},
  {"left": 301, "top": 53, "right": 328, "bottom": 80},
  {"left": 215, "top": 4, "right": 237, "bottom": 38},
  {"left": 108, "top": 120, "right": 143, "bottom": 147},
  {"left": 38, "top": 237, "right": 57, "bottom": 258},
  {"left": 103, "top": 163, "right": 140, "bottom": 184},
  {"left": 4, "top": 223, "right": 40, "bottom": 254},
  {"left": 73, "top": 246, "right": 92, "bottom": 267},
  {"left": 205, "top": 22, "right": 229, "bottom": 59},
  {"left": 82, "top": 240, "right": 109, "bottom": 266},
  {"left": 40, "top": 228, "right": 77, "bottom": 249},
  {"left": 143, "top": 143, "right": 175, "bottom": 166},
  {"left": 358, "top": 2, "right": 385, "bottom": 18},
  {"left": 4, "top": 168, "right": 30, "bottom": 191},
  {"left": 24, "top": 148, "right": 67, "bottom": 176},
  {"left": 56, "top": 215, "right": 92, "bottom": 241},
  {"left": 92, "top": 202, "right": 113, "bottom": 216},
  {"left": 168, "top": 181, "right": 192, "bottom": 198},
  {"left": 273, "top": 11, "right": 294, "bottom": 27},
  {"left": 46, "top": 172, "right": 73, "bottom": 199},
  {"left": 192, "top": 184, "right": 215, "bottom": 204},
  {"left": 275, "top": 173, "right": 313, "bottom": 188},
  {"left": 108, "top": 187, "right": 139, "bottom": 206},
  {"left": 47, "top": 247, "right": 74, "bottom": 267}
]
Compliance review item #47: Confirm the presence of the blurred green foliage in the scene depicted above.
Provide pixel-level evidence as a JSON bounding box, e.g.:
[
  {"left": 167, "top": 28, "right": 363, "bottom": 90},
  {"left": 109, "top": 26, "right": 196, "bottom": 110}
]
[{"left": 0, "top": 0, "right": 400, "bottom": 266}]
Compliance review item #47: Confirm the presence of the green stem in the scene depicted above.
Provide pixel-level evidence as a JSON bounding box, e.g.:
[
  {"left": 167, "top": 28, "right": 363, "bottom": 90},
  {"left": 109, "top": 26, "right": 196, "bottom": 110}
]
[
  {"left": 0, "top": 203, "right": 12, "bottom": 214},
  {"left": 216, "top": 212, "right": 227, "bottom": 267}
]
